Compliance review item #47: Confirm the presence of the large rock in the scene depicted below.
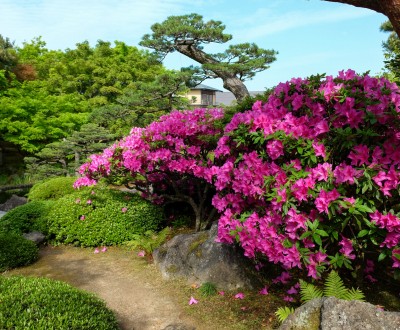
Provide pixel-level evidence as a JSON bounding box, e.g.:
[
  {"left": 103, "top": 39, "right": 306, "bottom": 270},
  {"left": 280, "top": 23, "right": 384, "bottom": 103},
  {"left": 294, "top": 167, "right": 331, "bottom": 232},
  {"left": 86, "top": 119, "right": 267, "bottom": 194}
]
[
  {"left": 23, "top": 231, "right": 46, "bottom": 245},
  {"left": 0, "top": 194, "right": 27, "bottom": 211},
  {"left": 279, "top": 297, "right": 400, "bottom": 330},
  {"left": 153, "top": 223, "right": 262, "bottom": 290}
]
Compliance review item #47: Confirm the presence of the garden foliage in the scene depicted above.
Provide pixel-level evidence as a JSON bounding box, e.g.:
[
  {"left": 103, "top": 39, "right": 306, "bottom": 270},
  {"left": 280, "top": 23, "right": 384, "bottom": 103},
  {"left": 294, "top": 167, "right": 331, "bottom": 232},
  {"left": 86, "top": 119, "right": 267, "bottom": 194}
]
[
  {"left": 47, "top": 185, "right": 163, "bottom": 247},
  {"left": 0, "top": 200, "right": 53, "bottom": 234},
  {"left": 0, "top": 276, "right": 119, "bottom": 329},
  {"left": 75, "top": 70, "right": 400, "bottom": 278},
  {"left": 28, "top": 176, "right": 77, "bottom": 201},
  {"left": 0, "top": 232, "right": 38, "bottom": 271}
]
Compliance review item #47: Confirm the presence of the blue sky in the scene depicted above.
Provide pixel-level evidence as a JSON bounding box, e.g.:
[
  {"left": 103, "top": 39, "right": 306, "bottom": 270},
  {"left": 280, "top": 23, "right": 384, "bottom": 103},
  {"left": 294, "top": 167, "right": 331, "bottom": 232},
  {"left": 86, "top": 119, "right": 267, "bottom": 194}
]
[{"left": 0, "top": 0, "right": 388, "bottom": 91}]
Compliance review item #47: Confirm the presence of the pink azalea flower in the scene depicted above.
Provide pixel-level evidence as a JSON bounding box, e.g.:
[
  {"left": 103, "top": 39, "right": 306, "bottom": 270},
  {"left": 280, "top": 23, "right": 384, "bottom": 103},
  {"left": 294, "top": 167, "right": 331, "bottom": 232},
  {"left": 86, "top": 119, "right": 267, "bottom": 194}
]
[
  {"left": 94, "top": 248, "right": 100, "bottom": 254},
  {"left": 101, "top": 246, "right": 107, "bottom": 253},
  {"left": 339, "top": 236, "right": 356, "bottom": 260},
  {"left": 312, "top": 141, "right": 326, "bottom": 158},
  {"left": 189, "top": 296, "right": 198, "bottom": 305},
  {"left": 80, "top": 215, "right": 85, "bottom": 221},
  {"left": 137, "top": 250, "right": 146, "bottom": 257},
  {"left": 86, "top": 199, "right": 92, "bottom": 205},
  {"left": 267, "top": 140, "right": 284, "bottom": 160},
  {"left": 365, "top": 274, "right": 377, "bottom": 283},
  {"left": 287, "top": 286, "right": 298, "bottom": 295},
  {"left": 234, "top": 292, "right": 245, "bottom": 299},
  {"left": 283, "top": 296, "right": 294, "bottom": 302},
  {"left": 259, "top": 287, "right": 269, "bottom": 295},
  {"left": 121, "top": 207, "right": 128, "bottom": 213}
]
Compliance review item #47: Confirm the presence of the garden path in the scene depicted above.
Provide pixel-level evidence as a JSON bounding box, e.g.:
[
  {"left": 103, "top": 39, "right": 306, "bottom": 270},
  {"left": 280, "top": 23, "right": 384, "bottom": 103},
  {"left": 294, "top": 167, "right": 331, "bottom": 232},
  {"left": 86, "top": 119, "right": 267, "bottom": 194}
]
[{"left": 7, "top": 245, "right": 201, "bottom": 330}]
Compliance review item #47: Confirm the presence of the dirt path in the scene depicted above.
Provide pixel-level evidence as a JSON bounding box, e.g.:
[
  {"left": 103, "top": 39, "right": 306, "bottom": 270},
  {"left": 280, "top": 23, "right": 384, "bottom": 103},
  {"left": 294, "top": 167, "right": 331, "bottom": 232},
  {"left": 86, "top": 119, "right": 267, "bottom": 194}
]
[{"left": 6, "top": 245, "right": 201, "bottom": 330}]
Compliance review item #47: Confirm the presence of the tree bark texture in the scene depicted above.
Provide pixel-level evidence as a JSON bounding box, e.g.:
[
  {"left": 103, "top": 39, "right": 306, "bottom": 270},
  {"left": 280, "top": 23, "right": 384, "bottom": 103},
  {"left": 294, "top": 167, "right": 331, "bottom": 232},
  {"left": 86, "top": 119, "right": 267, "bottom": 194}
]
[{"left": 323, "top": 0, "right": 400, "bottom": 38}]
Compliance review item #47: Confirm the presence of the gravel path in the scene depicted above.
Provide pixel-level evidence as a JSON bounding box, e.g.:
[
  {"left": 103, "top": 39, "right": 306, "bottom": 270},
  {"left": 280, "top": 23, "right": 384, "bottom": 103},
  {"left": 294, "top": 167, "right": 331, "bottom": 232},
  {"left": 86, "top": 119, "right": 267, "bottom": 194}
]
[{"left": 6, "top": 245, "right": 200, "bottom": 330}]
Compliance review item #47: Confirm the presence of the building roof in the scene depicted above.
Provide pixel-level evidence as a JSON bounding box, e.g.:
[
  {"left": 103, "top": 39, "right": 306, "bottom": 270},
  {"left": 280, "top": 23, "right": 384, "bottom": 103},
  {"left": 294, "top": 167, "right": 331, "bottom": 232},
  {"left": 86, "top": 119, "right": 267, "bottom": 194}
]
[
  {"left": 191, "top": 84, "right": 223, "bottom": 92},
  {"left": 216, "top": 91, "right": 265, "bottom": 106}
]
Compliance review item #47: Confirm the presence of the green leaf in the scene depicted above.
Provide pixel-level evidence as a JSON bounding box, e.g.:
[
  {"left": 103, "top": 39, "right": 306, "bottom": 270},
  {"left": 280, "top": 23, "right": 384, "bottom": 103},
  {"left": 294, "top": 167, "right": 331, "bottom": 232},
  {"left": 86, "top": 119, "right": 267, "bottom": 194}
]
[
  {"left": 313, "top": 234, "right": 322, "bottom": 246},
  {"left": 357, "top": 230, "right": 369, "bottom": 238},
  {"left": 378, "top": 252, "right": 387, "bottom": 262},
  {"left": 315, "top": 229, "right": 329, "bottom": 237}
]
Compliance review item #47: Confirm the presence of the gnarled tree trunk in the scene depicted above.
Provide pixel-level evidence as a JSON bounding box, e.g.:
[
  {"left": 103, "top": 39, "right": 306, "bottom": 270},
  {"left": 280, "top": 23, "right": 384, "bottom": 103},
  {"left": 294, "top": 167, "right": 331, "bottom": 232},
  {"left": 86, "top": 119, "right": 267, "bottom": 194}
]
[
  {"left": 323, "top": 0, "right": 400, "bottom": 38},
  {"left": 177, "top": 43, "right": 250, "bottom": 102}
]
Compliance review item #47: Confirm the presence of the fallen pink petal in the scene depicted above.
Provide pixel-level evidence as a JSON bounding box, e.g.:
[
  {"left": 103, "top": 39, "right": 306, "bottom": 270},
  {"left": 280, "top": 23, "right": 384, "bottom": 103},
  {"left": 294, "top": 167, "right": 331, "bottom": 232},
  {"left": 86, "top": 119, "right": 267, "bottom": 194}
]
[
  {"left": 259, "top": 287, "right": 269, "bottom": 295},
  {"left": 218, "top": 291, "right": 225, "bottom": 296},
  {"left": 121, "top": 207, "right": 128, "bottom": 213},
  {"left": 80, "top": 215, "right": 85, "bottom": 221},
  {"left": 94, "top": 248, "right": 100, "bottom": 254},
  {"left": 283, "top": 296, "right": 294, "bottom": 302},
  {"left": 86, "top": 199, "right": 92, "bottom": 205},
  {"left": 137, "top": 250, "right": 146, "bottom": 257},
  {"left": 234, "top": 292, "right": 245, "bottom": 299},
  {"left": 188, "top": 296, "right": 198, "bottom": 305},
  {"left": 101, "top": 246, "right": 107, "bottom": 253}
]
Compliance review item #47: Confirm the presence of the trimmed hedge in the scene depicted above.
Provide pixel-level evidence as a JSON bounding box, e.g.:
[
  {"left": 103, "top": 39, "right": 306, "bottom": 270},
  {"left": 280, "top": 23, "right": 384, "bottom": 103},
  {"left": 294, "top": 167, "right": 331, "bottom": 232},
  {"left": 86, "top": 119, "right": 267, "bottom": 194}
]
[
  {"left": 0, "top": 276, "right": 119, "bottom": 329},
  {"left": 0, "top": 200, "right": 53, "bottom": 235},
  {"left": 0, "top": 232, "right": 38, "bottom": 272},
  {"left": 47, "top": 186, "right": 164, "bottom": 247},
  {"left": 28, "top": 176, "right": 77, "bottom": 201}
]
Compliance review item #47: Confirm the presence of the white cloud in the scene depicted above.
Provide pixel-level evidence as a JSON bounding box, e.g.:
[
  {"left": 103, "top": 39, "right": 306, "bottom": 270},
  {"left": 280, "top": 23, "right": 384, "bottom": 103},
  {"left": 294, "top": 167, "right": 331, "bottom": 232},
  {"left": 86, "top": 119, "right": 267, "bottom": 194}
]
[
  {"left": 0, "top": 0, "right": 189, "bottom": 49},
  {"left": 233, "top": 6, "right": 376, "bottom": 41}
]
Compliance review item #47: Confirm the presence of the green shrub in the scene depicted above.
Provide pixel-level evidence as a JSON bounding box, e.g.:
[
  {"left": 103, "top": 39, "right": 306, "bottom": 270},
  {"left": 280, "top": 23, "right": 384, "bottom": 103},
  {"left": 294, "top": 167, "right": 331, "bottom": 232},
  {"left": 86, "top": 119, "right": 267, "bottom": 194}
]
[
  {"left": 28, "top": 176, "right": 77, "bottom": 201},
  {"left": 47, "top": 186, "right": 164, "bottom": 247},
  {"left": 0, "top": 200, "right": 54, "bottom": 235},
  {"left": 0, "top": 276, "right": 119, "bottom": 329},
  {"left": 0, "top": 232, "right": 38, "bottom": 272}
]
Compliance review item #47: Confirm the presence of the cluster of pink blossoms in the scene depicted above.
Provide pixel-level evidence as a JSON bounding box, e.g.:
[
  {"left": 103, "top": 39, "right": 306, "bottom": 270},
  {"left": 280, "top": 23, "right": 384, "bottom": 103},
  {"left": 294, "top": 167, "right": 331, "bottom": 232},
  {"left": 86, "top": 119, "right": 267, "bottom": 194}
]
[
  {"left": 75, "top": 70, "right": 400, "bottom": 279},
  {"left": 210, "top": 70, "right": 400, "bottom": 277}
]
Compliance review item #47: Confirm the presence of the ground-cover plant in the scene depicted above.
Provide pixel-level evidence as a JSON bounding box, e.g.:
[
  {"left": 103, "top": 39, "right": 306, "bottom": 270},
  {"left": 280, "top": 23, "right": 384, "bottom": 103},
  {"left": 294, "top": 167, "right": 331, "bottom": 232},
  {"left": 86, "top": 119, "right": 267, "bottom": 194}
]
[
  {"left": 210, "top": 70, "right": 400, "bottom": 280},
  {"left": 0, "top": 276, "right": 119, "bottom": 329},
  {"left": 0, "top": 200, "right": 53, "bottom": 234},
  {"left": 0, "top": 232, "right": 38, "bottom": 271},
  {"left": 123, "top": 227, "right": 172, "bottom": 254},
  {"left": 74, "top": 108, "right": 226, "bottom": 231},
  {"left": 28, "top": 176, "right": 77, "bottom": 201},
  {"left": 47, "top": 185, "right": 164, "bottom": 247},
  {"left": 275, "top": 271, "right": 365, "bottom": 322}
]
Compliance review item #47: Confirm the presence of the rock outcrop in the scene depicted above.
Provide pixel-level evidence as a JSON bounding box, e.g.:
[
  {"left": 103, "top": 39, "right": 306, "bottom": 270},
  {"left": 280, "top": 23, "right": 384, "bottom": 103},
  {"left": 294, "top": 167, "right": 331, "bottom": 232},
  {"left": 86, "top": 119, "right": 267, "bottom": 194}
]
[
  {"left": 153, "top": 222, "right": 262, "bottom": 290},
  {"left": 279, "top": 297, "right": 400, "bottom": 330},
  {"left": 0, "top": 194, "right": 27, "bottom": 211}
]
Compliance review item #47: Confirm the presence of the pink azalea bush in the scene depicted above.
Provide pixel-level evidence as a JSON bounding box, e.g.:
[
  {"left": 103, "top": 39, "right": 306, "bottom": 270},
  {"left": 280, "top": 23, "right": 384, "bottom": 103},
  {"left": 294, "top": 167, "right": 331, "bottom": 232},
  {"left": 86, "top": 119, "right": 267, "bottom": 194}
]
[
  {"left": 75, "top": 70, "right": 400, "bottom": 280},
  {"left": 210, "top": 70, "right": 400, "bottom": 278},
  {"left": 74, "top": 108, "right": 225, "bottom": 231}
]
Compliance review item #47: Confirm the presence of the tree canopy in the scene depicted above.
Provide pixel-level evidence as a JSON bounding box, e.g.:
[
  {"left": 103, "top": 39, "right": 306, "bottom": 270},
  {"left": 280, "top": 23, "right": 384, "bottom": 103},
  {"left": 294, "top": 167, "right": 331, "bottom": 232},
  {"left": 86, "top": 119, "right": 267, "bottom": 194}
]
[{"left": 140, "top": 13, "right": 277, "bottom": 101}]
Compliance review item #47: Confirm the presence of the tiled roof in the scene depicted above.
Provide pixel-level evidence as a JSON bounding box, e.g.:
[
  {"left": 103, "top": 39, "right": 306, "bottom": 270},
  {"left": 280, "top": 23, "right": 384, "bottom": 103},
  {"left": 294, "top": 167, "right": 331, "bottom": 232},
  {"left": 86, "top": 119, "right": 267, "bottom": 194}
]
[
  {"left": 191, "top": 84, "right": 223, "bottom": 92},
  {"left": 216, "top": 91, "right": 265, "bottom": 106}
]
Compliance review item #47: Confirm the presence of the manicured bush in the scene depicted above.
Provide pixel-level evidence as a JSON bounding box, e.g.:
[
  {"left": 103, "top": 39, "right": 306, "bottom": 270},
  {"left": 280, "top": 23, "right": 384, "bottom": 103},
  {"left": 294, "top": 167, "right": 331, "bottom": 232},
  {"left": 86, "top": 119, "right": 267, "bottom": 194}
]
[
  {"left": 0, "top": 200, "right": 54, "bottom": 235},
  {"left": 212, "top": 71, "right": 400, "bottom": 278},
  {"left": 28, "top": 176, "right": 77, "bottom": 201},
  {"left": 0, "top": 276, "right": 119, "bottom": 329},
  {"left": 47, "top": 186, "right": 164, "bottom": 247},
  {"left": 0, "top": 232, "right": 38, "bottom": 272}
]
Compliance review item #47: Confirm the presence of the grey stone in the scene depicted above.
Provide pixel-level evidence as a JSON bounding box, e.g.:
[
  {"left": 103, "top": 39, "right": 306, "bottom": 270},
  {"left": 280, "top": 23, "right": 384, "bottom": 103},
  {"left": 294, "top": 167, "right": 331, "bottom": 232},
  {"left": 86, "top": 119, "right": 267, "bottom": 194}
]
[
  {"left": 162, "top": 324, "right": 195, "bottom": 330},
  {"left": 153, "top": 222, "right": 262, "bottom": 290},
  {"left": 0, "top": 211, "right": 6, "bottom": 218},
  {"left": 279, "top": 297, "right": 400, "bottom": 330},
  {"left": 23, "top": 231, "right": 46, "bottom": 245},
  {"left": 0, "top": 194, "right": 27, "bottom": 211}
]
